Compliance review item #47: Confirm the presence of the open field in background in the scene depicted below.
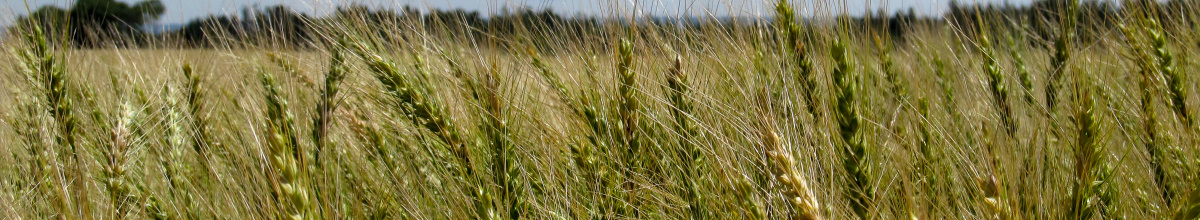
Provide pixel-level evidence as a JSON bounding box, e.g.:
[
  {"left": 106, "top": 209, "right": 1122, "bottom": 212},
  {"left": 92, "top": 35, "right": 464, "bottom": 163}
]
[{"left": 2, "top": 0, "right": 1200, "bottom": 219}]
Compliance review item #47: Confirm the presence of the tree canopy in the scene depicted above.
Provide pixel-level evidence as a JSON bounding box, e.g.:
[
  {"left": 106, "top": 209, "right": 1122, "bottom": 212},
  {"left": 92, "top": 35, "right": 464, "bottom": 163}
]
[{"left": 14, "top": 0, "right": 165, "bottom": 46}]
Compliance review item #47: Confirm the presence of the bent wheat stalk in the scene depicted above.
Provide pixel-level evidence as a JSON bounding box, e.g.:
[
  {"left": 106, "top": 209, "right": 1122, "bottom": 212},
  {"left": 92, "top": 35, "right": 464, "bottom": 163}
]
[{"left": 353, "top": 43, "right": 491, "bottom": 218}]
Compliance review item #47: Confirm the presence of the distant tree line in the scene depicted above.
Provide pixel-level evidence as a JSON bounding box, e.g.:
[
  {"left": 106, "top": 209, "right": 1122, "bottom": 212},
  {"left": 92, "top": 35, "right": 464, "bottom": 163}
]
[
  {"left": 167, "top": 4, "right": 603, "bottom": 51},
  {"left": 947, "top": 0, "right": 1200, "bottom": 48},
  {"left": 10, "top": 0, "right": 1200, "bottom": 49},
  {"left": 12, "top": 0, "right": 164, "bottom": 47}
]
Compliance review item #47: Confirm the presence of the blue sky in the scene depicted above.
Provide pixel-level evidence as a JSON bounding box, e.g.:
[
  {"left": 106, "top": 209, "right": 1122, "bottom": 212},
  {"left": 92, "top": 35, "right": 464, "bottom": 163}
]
[{"left": 2, "top": 0, "right": 1039, "bottom": 24}]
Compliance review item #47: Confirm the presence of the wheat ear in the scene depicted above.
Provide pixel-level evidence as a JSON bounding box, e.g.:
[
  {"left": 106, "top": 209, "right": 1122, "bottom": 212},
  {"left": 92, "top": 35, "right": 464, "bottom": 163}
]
[
  {"left": 1045, "top": 0, "right": 1078, "bottom": 112},
  {"left": 1067, "top": 85, "right": 1108, "bottom": 219},
  {"left": 832, "top": 38, "right": 874, "bottom": 219},
  {"left": 1143, "top": 18, "right": 1192, "bottom": 126},
  {"left": 352, "top": 43, "right": 492, "bottom": 218},
  {"left": 776, "top": 0, "right": 820, "bottom": 119},
  {"left": 1120, "top": 21, "right": 1175, "bottom": 210},
  {"left": 102, "top": 102, "right": 138, "bottom": 219},
  {"left": 664, "top": 55, "right": 708, "bottom": 218},
  {"left": 757, "top": 91, "right": 822, "bottom": 220},
  {"left": 260, "top": 69, "right": 311, "bottom": 220}
]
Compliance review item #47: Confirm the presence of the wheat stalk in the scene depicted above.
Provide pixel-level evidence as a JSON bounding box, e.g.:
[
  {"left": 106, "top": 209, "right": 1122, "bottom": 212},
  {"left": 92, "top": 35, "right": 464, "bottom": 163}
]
[
  {"left": 757, "top": 90, "right": 822, "bottom": 220},
  {"left": 933, "top": 55, "right": 957, "bottom": 117},
  {"left": 914, "top": 98, "right": 941, "bottom": 217},
  {"left": 137, "top": 182, "right": 171, "bottom": 220},
  {"left": 1045, "top": 0, "right": 1078, "bottom": 112},
  {"left": 267, "top": 53, "right": 317, "bottom": 90},
  {"left": 352, "top": 42, "right": 492, "bottom": 218},
  {"left": 615, "top": 37, "right": 644, "bottom": 217},
  {"left": 308, "top": 40, "right": 350, "bottom": 218},
  {"left": 441, "top": 47, "right": 526, "bottom": 219},
  {"left": 357, "top": 48, "right": 471, "bottom": 173},
  {"left": 1142, "top": 18, "right": 1192, "bottom": 126},
  {"left": 967, "top": 14, "right": 1030, "bottom": 220},
  {"left": 876, "top": 35, "right": 908, "bottom": 103},
  {"left": 1067, "top": 84, "right": 1108, "bottom": 219},
  {"left": 530, "top": 50, "right": 621, "bottom": 217},
  {"left": 479, "top": 64, "right": 525, "bottom": 220},
  {"left": 663, "top": 55, "right": 708, "bottom": 218},
  {"left": 14, "top": 25, "right": 70, "bottom": 219},
  {"left": 1179, "top": 181, "right": 1200, "bottom": 219},
  {"left": 260, "top": 69, "right": 311, "bottom": 220},
  {"left": 1120, "top": 21, "right": 1175, "bottom": 211},
  {"left": 102, "top": 101, "right": 138, "bottom": 220},
  {"left": 312, "top": 42, "right": 348, "bottom": 166},
  {"left": 12, "top": 87, "right": 64, "bottom": 218},
  {"left": 976, "top": 19, "right": 1016, "bottom": 136},
  {"left": 1004, "top": 29, "right": 1040, "bottom": 217},
  {"left": 23, "top": 20, "right": 91, "bottom": 219},
  {"left": 529, "top": 48, "right": 574, "bottom": 109},
  {"left": 1006, "top": 36, "right": 1035, "bottom": 107},
  {"left": 162, "top": 85, "right": 203, "bottom": 219},
  {"left": 831, "top": 38, "right": 874, "bottom": 219},
  {"left": 180, "top": 64, "right": 217, "bottom": 177},
  {"left": 776, "top": 0, "right": 820, "bottom": 119},
  {"left": 1129, "top": 4, "right": 1194, "bottom": 213}
]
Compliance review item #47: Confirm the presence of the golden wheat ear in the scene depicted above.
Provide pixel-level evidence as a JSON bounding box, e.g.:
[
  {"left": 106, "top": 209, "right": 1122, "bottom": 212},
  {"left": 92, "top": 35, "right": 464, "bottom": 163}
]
[{"left": 757, "top": 88, "right": 822, "bottom": 220}]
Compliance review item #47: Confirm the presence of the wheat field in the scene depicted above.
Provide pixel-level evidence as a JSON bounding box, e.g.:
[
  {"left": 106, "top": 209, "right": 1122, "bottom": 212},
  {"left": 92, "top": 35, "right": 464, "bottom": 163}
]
[{"left": 1, "top": 0, "right": 1199, "bottom": 219}]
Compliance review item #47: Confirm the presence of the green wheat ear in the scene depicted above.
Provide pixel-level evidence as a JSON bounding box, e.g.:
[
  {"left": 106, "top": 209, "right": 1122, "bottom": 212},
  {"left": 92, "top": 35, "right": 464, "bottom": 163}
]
[
  {"left": 312, "top": 41, "right": 348, "bottom": 166},
  {"left": 664, "top": 54, "right": 708, "bottom": 218},
  {"left": 932, "top": 55, "right": 957, "bottom": 117},
  {"left": 832, "top": 38, "right": 873, "bottom": 219},
  {"left": 528, "top": 48, "right": 620, "bottom": 217},
  {"left": 353, "top": 41, "right": 491, "bottom": 218},
  {"left": 1067, "top": 84, "right": 1109, "bottom": 219},
  {"left": 443, "top": 46, "right": 526, "bottom": 219},
  {"left": 1143, "top": 18, "right": 1192, "bottom": 126},
  {"left": 162, "top": 85, "right": 202, "bottom": 219},
  {"left": 21, "top": 17, "right": 89, "bottom": 219},
  {"left": 876, "top": 35, "right": 907, "bottom": 103},
  {"left": 977, "top": 22, "right": 1015, "bottom": 136},
  {"left": 776, "top": 0, "right": 820, "bottom": 119},
  {"left": 260, "top": 69, "right": 310, "bottom": 220},
  {"left": 1046, "top": 0, "right": 1078, "bottom": 113},
  {"left": 615, "top": 37, "right": 643, "bottom": 216},
  {"left": 1179, "top": 181, "right": 1200, "bottom": 219},
  {"left": 1120, "top": 21, "right": 1174, "bottom": 212},
  {"left": 1005, "top": 35, "right": 1034, "bottom": 107}
]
